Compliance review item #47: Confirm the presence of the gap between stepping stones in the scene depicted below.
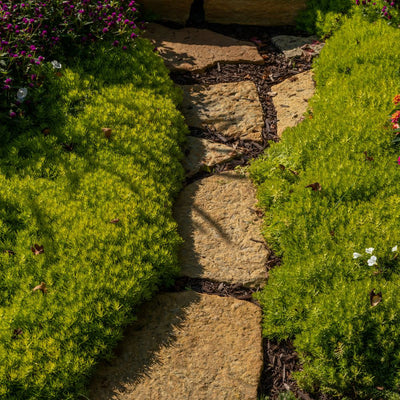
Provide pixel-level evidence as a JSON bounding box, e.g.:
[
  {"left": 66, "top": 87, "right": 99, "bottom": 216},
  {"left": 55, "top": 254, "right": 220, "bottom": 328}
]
[
  {"left": 89, "top": 291, "right": 263, "bottom": 400},
  {"left": 144, "top": 23, "right": 264, "bottom": 72},
  {"left": 272, "top": 70, "right": 315, "bottom": 136},
  {"left": 181, "top": 81, "right": 264, "bottom": 143},
  {"left": 173, "top": 171, "right": 269, "bottom": 287}
]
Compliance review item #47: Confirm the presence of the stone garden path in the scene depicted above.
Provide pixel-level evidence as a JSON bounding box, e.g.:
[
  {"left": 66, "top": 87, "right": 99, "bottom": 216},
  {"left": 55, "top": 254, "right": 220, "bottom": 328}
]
[{"left": 89, "top": 23, "right": 320, "bottom": 400}]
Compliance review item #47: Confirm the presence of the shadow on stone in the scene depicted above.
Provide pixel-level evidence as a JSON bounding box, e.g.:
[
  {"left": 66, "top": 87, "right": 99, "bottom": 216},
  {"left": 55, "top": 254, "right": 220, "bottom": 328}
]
[
  {"left": 173, "top": 171, "right": 268, "bottom": 287},
  {"left": 89, "top": 292, "right": 201, "bottom": 399}
]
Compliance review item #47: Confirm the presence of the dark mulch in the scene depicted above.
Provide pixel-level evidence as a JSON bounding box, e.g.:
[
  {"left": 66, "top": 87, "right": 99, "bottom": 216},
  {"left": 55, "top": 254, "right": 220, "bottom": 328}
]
[
  {"left": 165, "top": 22, "right": 319, "bottom": 400},
  {"left": 170, "top": 33, "right": 313, "bottom": 181},
  {"left": 167, "top": 276, "right": 261, "bottom": 304}
]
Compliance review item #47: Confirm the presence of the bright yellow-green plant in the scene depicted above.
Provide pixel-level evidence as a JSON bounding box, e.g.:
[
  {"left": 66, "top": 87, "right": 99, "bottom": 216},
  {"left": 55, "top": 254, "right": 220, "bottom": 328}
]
[
  {"left": 251, "top": 12, "right": 400, "bottom": 399},
  {"left": 0, "top": 39, "right": 187, "bottom": 399}
]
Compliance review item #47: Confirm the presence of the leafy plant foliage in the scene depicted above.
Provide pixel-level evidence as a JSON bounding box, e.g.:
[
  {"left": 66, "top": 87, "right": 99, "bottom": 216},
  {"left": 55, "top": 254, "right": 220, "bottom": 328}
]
[
  {"left": 0, "top": 39, "right": 187, "bottom": 399},
  {"left": 251, "top": 12, "right": 400, "bottom": 399}
]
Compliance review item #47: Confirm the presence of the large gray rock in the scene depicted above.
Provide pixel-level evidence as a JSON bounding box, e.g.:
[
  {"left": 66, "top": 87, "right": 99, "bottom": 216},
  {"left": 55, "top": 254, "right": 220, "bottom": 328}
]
[
  {"left": 204, "top": 0, "right": 307, "bottom": 26},
  {"left": 144, "top": 23, "right": 264, "bottom": 72},
  {"left": 272, "top": 70, "right": 315, "bottom": 136},
  {"left": 89, "top": 291, "right": 263, "bottom": 400},
  {"left": 272, "top": 35, "right": 324, "bottom": 58},
  {"left": 183, "top": 136, "right": 240, "bottom": 177},
  {"left": 174, "top": 171, "right": 269, "bottom": 286},
  {"left": 181, "top": 81, "right": 264, "bottom": 142}
]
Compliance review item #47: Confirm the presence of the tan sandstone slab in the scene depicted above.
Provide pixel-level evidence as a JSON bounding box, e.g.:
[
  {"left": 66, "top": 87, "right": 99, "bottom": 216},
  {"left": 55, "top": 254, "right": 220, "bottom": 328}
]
[
  {"left": 89, "top": 291, "right": 263, "bottom": 400},
  {"left": 272, "top": 35, "right": 324, "bottom": 58},
  {"left": 139, "top": 0, "right": 192, "bottom": 24},
  {"left": 144, "top": 23, "right": 264, "bottom": 72},
  {"left": 173, "top": 171, "right": 268, "bottom": 286},
  {"left": 183, "top": 136, "right": 240, "bottom": 177},
  {"left": 204, "top": 0, "right": 307, "bottom": 26},
  {"left": 273, "top": 70, "right": 315, "bottom": 136},
  {"left": 181, "top": 81, "right": 264, "bottom": 143}
]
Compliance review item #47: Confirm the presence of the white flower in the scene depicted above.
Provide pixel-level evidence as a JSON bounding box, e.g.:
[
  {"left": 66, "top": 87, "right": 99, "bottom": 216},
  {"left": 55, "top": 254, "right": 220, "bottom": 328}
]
[
  {"left": 392, "top": 245, "right": 398, "bottom": 252},
  {"left": 16, "top": 87, "right": 28, "bottom": 101},
  {"left": 367, "top": 255, "right": 377, "bottom": 266},
  {"left": 51, "top": 60, "right": 62, "bottom": 69},
  {"left": 365, "top": 248, "right": 374, "bottom": 254},
  {"left": 353, "top": 252, "right": 362, "bottom": 259}
]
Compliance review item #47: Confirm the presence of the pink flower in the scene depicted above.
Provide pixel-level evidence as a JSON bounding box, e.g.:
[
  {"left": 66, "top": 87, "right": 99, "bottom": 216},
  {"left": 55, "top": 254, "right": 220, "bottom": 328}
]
[{"left": 397, "top": 156, "right": 400, "bottom": 165}]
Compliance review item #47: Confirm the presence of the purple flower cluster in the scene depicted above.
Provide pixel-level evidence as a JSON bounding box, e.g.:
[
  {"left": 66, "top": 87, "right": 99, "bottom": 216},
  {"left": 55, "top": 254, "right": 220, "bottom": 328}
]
[
  {"left": 355, "top": 0, "right": 400, "bottom": 23},
  {"left": 0, "top": 0, "right": 140, "bottom": 94}
]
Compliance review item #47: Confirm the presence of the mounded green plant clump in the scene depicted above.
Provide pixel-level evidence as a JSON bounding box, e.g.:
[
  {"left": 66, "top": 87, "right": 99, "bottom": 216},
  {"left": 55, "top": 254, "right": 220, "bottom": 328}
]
[
  {"left": 251, "top": 13, "right": 400, "bottom": 399},
  {"left": 297, "top": 0, "right": 353, "bottom": 36},
  {"left": 0, "top": 39, "right": 186, "bottom": 399}
]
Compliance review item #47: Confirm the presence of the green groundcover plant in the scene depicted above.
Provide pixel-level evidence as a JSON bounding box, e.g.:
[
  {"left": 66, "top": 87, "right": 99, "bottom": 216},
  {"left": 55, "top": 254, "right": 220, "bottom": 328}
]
[
  {"left": 251, "top": 11, "right": 400, "bottom": 399},
  {"left": 0, "top": 0, "right": 141, "bottom": 100},
  {"left": 0, "top": 38, "right": 187, "bottom": 399},
  {"left": 297, "top": 0, "right": 353, "bottom": 36}
]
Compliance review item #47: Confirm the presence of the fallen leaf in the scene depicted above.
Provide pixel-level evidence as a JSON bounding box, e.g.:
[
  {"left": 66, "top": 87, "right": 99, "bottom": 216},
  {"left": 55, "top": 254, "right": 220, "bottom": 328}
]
[
  {"left": 364, "top": 151, "right": 374, "bottom": 161},
  {"left": 41, "top": 127, "right": 50, "bottom": 136},
  {"left": 109, "top": 218, "right": 120, "bottom": 224},
  {"left": 244, "top": 74, "right": 251, "bottom": 80},
  {"left": 31, "top": 244, "right": 44, "bottom": 255},
  {"left": 305, "top": 182, "right": 321, "bottom": 191},
  {"left": 376, "top": 387, "right": 384, "bottom": 391},
  {"left": 12, "top": 328, "right": 23, "bottom": 339},
  {"left": 330, "top": 230, "right": 335, "bottom": 237},
  {"left": 62, "top": 143, "right": 75, "bottom": 152},
  {"left": 370, "top": 289, "right": 382, "bottom": 307},
  {"left": 32, "top": 282, "right": 47, "bottom": 294},
  {"left": 3, "top": 249, "right": 15, "bottom": 255},
  {"left": 102, "top": 127, "right": 112, "bottom": 139},
  {"left": 250, "top": 37, "right": 263, "bottom": 47},
  {"left": 279, "top": 164, "right": 286, "bottom": 170},
  {"left": 289, "top": 169, "right": 299, "bottom": 176}
]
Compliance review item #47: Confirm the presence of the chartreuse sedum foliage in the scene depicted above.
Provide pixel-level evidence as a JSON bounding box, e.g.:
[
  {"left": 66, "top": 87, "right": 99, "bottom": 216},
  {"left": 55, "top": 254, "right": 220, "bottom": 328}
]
[
  {"left": 297, "top": 0, "right": 353, "bottom": 36},
  {"left": 0, "top": 38, "right": 187, "bottom": 399},
  {"left": 250, "top": 13, "right": 400, "bottom": 399}
]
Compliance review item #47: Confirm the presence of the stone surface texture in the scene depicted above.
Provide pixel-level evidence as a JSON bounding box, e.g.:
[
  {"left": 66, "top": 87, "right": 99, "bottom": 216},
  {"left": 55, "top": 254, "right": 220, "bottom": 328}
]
[
  {"left": 139, "top": 0, "right": 192, "bottom": 24},
  {"left": 89, "top": 291, "right": 263, "bottom": 400},
  {"left": 183, "top": 136, "right": 239, "bottom": 177},
  {"left": 272, "top": 35, "right": 324, "bottom": 58},
  {"left": 173, "top": 172, "right": 268, "bottom": 286},
  {"left": 181, "top": 81, "right": 264, "bottom": 142},
  {"left": 144, "top": 23, "right": 264, "bottom": 72},
  {"left": 273, "top": 70, "right": 315, "bottom": 136},
  {"left": 204, "top": 0, "right": 307, "bottom": 26}
]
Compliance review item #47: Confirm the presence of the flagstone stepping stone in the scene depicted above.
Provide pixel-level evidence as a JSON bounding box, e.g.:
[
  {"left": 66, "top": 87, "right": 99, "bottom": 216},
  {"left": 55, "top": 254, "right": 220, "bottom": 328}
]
[
  {"left": 181, "top": 81, "right": 264, "bottom": 143},
  {"left": 272, "top": 70, "right": 315, "bottom": 136},
  {"left": 183, "top": 136, "right": 240, "bottom": 177},
  {"left": 173, "top": 171, "right": 268, "bottom": 286},
  {"left": 89, "top": 291, "right": 263, "bottom": 400},
  {"left": 144, "top": 23, "right": 264, "bottom": 72},
  {"left": 139, "top": 0, "right": 192, "bottom": 25},
  {"left": 271, "top": 35, "right": 324, "bottom": 58},
  {"left": 204, "top": 0, "right": 307, "bottom": 26}
]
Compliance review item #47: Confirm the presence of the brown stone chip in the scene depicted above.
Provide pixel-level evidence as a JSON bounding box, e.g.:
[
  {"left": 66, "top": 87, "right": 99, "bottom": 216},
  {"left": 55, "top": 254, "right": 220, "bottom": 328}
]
[
  {"left": 89, "top": 291, "right": 263, "bottom": 400},
  {"left": 181, "top": 81, "right": 264, "bottom": 142},
  {"left": 173, "top": 171, "right": 269, "bottom": 286},
  {"left": 144, "top": 23, "right": 264, "bottom": 72}
]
